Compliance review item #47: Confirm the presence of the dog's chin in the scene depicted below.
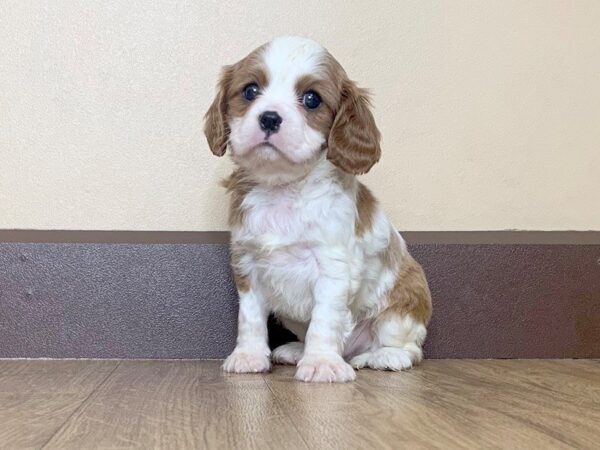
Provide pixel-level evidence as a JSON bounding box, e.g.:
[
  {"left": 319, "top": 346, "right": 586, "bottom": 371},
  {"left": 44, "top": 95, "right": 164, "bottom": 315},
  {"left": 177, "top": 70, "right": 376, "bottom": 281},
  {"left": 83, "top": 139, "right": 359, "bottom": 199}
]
[
  {"left": 231, "top": 142, "right": 322, "bottom": 184},
  {"left": 250, "top": 142, "right": 285, "bottom": 161},
  {"left": 231, "top": 142, "right": 286, "bottom": 167}
]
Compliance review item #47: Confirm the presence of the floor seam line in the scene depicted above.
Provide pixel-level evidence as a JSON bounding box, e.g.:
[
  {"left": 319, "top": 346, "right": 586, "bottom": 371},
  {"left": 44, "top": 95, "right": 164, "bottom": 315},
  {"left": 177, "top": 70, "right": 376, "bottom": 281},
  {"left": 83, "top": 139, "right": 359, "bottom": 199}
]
[
  {"left": 261, "top": 372, "right": 311, "bottom": 450},
  {"left": 38, "top": 361, "right": 121, "bottom": 449}
]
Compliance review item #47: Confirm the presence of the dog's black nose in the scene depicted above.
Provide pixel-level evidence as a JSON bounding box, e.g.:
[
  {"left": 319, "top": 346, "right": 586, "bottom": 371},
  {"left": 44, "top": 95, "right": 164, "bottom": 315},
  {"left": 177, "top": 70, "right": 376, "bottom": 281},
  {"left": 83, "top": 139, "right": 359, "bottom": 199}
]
[{"left": 259, "top": 111, "right": 282, "bottom": 133}]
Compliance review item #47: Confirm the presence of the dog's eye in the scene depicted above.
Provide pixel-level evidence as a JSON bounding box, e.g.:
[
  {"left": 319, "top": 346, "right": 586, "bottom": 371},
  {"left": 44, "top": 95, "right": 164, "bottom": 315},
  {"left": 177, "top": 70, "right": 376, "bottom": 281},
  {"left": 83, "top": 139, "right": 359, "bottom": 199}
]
[
  {"left": 242, "top": 83, "right": 260, "bottom": 101},
  {"left": 302, "top": 90, "right": 321, "bottom": 109}
]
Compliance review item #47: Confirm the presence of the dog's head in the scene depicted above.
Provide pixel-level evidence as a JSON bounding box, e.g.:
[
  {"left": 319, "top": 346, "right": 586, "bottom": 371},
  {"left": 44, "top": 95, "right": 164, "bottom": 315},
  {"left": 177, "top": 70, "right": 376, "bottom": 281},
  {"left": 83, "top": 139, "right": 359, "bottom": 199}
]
[{"left": 204, "top": 36, "right": 381, "bottom": 182}]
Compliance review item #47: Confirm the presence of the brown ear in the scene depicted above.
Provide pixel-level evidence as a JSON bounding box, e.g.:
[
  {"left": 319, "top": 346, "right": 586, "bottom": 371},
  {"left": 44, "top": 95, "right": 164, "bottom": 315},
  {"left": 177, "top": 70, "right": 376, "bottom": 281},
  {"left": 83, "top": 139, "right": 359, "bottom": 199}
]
[
  {"left": 327, "top": 79, "right": 381, "bottom": 174},
  {"left": 204, "top": 65, "right": 234, "bottom": 156}
]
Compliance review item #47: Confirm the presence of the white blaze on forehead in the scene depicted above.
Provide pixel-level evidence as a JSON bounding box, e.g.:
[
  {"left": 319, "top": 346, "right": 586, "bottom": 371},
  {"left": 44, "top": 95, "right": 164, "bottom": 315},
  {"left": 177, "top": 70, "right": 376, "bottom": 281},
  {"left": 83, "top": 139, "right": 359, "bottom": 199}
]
[{"left": 262, "top": 36, "right": 325, "bottom": 92}]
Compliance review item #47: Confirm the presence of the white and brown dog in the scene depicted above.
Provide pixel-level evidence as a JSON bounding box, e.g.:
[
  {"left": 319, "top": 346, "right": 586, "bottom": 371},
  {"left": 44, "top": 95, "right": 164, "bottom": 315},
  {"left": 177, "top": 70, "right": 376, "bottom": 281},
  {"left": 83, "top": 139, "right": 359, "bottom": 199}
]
[{"left": 205, "top": 36, "right": 432, "bottom": 383}]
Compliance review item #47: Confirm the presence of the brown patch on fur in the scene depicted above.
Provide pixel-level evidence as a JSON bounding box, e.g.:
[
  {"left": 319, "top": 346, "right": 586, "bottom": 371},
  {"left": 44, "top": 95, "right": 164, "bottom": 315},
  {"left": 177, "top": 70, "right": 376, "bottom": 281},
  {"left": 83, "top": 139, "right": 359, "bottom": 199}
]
[
  {"left": 327, "top": 78, "right": 381, "bottom": 175},
  {"left": 381, "top": 228, "right": 403, "bottom": 270},
  {"left": 204, "top": 65, "right": 234, "bottom": 156},
  {"left": 204, "top": 46, "right": 268, "bottom": 156},
  {"left": 226, "top": 47, "right": 269, "bottom": 119},
  {"left": 223, "top": 169, "right": 255, "bottom": 293},
  {"left": 380, "top": 249, "right": 433, "bottom": 325},
  {"left": 377, "top": 229, "right": 432, "bottom": 324},
  {"left": 230, "top": 243, "right": 250, "bottom": 293},
  {"left": 294, "top": 70, "right": 340, "bottom": 137},
  {"left": 221, "top": 169, "right": 256, "bottom": 228},
  {"left": 355, "top": 182, "right": 378, "bottom": 237}
]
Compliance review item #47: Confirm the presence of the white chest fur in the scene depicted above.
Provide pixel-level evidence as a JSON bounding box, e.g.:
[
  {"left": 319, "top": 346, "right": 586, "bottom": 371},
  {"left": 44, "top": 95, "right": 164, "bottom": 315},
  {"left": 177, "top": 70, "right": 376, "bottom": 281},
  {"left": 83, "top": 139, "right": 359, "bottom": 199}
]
[{"left": 231, "top": 162, "right": 359, "bottom": 322}]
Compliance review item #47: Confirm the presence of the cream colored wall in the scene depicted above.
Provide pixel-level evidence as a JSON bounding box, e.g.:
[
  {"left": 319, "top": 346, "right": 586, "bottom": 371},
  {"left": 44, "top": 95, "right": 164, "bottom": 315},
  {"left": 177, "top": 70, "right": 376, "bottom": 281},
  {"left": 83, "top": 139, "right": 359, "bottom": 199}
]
[{"left": 1, "top": 1, "right": 599, "bottom": 231}]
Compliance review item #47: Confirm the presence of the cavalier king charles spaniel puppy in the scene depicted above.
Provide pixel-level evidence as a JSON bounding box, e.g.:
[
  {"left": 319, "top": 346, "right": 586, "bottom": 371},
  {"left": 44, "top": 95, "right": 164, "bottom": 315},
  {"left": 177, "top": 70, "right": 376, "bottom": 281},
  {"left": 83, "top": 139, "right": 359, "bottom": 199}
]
[{"left": 205, "top": 36, "right": 432, "bottom": 382}]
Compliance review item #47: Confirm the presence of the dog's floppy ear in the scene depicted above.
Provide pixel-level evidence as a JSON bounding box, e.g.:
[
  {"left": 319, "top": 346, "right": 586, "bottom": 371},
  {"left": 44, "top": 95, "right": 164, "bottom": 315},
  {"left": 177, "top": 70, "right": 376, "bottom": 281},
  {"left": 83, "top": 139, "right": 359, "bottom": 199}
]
[
  {"left": 327, "top": 79, "right": 381, "bottom": 174},
  {"left": 204, "top": 65, "right": 234, "bottom": 156}
]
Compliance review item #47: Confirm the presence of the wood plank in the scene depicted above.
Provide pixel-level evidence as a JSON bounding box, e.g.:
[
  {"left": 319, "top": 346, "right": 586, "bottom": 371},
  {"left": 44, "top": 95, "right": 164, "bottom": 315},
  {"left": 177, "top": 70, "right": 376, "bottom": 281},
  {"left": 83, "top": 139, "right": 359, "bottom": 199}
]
[
  {"left": 0, "top": 360, "right": 117, "bottom": 449},
  {"left": 2, "top": 359, "right": 598, "bottom": 449},
  {"left": 265, "top": 361, "right": 600, "bottom": 449},
  {"left": 44, "top": 360, "right": 307, "bottom": 450},
  {"left": 264, "top": 366, "right": 409, "bottom": 449},
  {"left": 418, "top": 360, "right": 600, "bottom": 448}
]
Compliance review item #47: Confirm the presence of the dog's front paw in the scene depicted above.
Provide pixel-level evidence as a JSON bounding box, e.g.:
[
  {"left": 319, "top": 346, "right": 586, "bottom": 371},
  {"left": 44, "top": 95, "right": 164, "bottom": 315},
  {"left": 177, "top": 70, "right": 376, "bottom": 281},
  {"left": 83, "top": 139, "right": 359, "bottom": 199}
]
[
  {"left": 223, "top": 350, "right": 271, "bottom": 373},
  {"left": 295, "top": 354, "right": 356, "bottom": 383}
]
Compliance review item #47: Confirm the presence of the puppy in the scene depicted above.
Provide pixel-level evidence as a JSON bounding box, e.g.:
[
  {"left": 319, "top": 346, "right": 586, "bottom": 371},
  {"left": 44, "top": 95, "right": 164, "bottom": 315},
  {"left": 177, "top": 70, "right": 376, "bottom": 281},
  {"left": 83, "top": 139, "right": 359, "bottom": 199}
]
[{"left": 205, "top": 36, "right": 432, "bottom": 382}]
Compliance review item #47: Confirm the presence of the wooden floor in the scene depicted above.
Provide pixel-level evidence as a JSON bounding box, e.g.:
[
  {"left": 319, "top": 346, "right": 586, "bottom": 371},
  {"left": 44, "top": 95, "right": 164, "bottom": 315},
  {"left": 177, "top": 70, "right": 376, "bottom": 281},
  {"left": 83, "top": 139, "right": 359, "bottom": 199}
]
[{"left": 0, "top": 360, "right": 598, "bottom": 449}]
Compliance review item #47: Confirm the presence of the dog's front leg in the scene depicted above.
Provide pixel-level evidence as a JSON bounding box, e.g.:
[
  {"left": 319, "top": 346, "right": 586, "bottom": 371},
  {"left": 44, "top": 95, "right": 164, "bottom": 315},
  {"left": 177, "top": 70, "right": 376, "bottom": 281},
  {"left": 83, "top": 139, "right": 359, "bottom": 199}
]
[
  {"left": 295, "top": 265, "right": 356, "bottom": 383},
  {"left": 223, "top": 288, "right": 271, "bottom": 373}
]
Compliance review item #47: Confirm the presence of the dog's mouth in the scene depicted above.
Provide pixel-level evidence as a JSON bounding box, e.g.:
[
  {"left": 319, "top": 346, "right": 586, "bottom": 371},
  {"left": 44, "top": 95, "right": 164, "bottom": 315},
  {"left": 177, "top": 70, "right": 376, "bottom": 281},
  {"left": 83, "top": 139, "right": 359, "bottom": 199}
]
[
  {"left": 247, "top": 141, "right": 307, "bottom": 167},
  {"left": 256, "top": 141, "right": 279, "bottom": 151},
  {"left": 249, "top": 141, "right": 291, "bottom": 161}
]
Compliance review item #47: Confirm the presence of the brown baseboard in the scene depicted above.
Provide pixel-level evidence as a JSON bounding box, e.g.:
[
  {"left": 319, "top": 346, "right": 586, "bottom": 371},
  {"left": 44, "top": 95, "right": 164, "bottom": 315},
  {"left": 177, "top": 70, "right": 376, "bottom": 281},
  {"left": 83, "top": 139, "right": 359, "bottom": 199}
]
[{"left": 1, "top": 230, "right": 599, "bottom": 359}]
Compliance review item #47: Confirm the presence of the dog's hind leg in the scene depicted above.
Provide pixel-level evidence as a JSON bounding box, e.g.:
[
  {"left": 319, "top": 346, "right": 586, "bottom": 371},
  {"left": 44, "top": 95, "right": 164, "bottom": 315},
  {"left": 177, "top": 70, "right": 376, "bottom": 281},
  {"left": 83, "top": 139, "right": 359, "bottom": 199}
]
[
  {"left": 350, "top": 254, "right": 431, "bottom": 371},
  {"left": 350, "top": 314, "right": 426, "bottom": 370}
]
